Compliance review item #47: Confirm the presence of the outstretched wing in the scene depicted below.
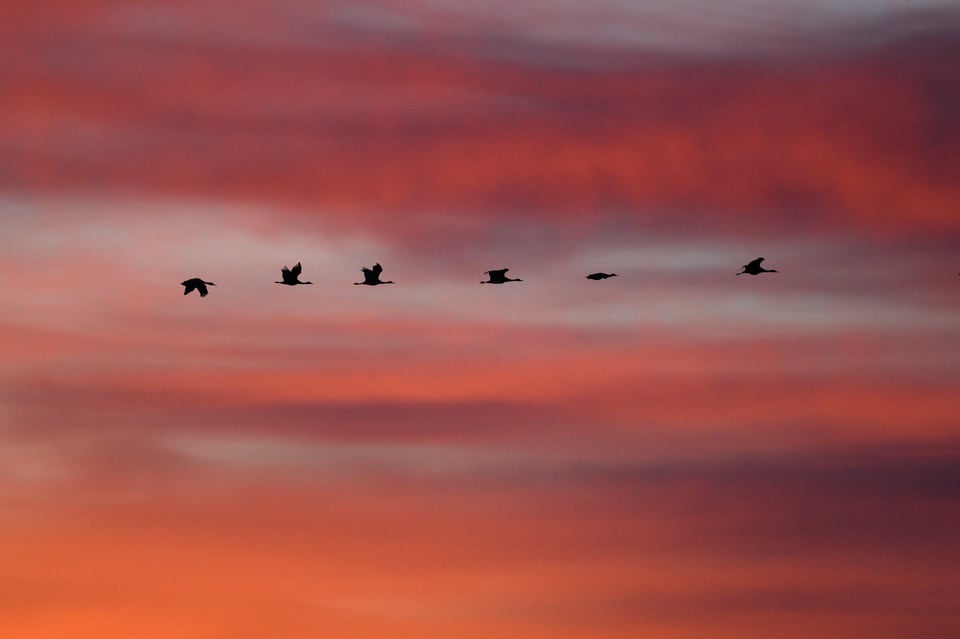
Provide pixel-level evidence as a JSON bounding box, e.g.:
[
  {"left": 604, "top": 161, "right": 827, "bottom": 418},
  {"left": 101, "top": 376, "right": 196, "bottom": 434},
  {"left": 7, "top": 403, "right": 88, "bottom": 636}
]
[
  {"left": 372, "top": 262, "right": 383, "bottom": 276},
  {"left": 280, "top": 265, "right": 292, "bottom": 277},
  {"left": 291, "top": 262, "right": 302, "bottom": 277},
  {"left": 181, "top": 279, "right": 197, "bottom": 295},
  {"left": 196, "top": 282, "right": 209, "bottom": 297},
  {"left": 486, "top": 268, "right": 508, "bottom": 277},
  {"left": 744, "top": 257, "right": 765, "bottom": 270}
]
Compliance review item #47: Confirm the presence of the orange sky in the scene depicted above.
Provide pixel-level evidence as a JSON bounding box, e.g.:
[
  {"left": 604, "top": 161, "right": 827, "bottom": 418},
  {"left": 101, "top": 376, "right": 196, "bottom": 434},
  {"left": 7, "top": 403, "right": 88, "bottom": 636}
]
[{"left": 1, "top": 2, "right": 959, "bottom": 638}]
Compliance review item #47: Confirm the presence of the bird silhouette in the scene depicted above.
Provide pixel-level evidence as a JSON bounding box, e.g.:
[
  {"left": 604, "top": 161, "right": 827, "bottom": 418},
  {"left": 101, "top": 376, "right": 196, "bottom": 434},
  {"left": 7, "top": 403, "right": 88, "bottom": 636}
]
[
  {"left": 354, "top": 262, "right": 394, "bottom": 286},
  {"left": 481, "top": 268, "right": 523, "bottom": 284},
  {"left": 275, "top": 262, "right": 312, "bottom": 285},
  {"left": 586, "top": 272, "right": 617, "bottom": 280},
  {"left": 736, "top": 257, "right": 779, "bottom": 276},
  {"left": 181, "top": 278, "right": 216, "bottom": 297}
]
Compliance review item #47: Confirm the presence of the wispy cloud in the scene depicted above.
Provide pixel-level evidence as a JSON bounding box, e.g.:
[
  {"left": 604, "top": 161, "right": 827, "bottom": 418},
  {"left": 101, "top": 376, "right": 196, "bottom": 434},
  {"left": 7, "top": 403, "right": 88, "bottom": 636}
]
[
  {"left": 2, "top": 3, "right": 959, "bottom": 638},
  {"left": 3, "top": 5, "right": 959, "bottom": 236}
]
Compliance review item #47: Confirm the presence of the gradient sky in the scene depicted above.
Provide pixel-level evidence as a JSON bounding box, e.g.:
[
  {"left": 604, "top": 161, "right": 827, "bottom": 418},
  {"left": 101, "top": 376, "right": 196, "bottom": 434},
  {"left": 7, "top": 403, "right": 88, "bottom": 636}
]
[{"left": 2, "top": 2, "right": 960, "bottom": 637}]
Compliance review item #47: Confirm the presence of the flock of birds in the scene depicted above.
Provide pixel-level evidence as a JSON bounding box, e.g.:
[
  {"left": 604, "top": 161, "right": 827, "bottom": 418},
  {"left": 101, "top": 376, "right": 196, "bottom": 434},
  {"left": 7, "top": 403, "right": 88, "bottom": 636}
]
[{"left": 180, "top": 257, "right": 779, "bottom": 298}]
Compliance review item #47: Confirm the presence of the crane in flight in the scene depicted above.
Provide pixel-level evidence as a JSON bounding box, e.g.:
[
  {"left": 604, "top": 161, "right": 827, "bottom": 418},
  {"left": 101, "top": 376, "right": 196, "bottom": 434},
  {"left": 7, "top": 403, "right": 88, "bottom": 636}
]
[
  {"left": 275, "top": 262, "right": 313, "bottom": 285},
  {"left": 586, "top": 272, "right": 617, "bottom": 280},
  {"left": 181, "top": 278, "right": 216, "bottom": 297},
  {"left": 736, "top": 257, "right": 779, "bottom": 276},
  {"left": 481, "top": 268, "right": 523, "bottom": 284},
  {"left": 355, "top": 263, "right": 394, "bottom": 286}
]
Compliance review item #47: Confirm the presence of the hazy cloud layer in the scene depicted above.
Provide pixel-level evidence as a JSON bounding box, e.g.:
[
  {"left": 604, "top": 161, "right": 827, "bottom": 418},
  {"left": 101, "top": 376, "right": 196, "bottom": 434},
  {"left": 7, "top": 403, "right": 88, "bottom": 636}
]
[
  {"left": 2, "top": 3, "right": 959, "bottom": 638},
  {"left": 3, "top": 3, "right": 959, "bottom": 237}
]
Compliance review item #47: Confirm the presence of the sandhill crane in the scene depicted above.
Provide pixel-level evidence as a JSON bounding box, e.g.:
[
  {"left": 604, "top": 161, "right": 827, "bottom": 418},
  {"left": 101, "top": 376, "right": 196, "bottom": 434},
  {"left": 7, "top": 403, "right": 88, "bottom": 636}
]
[
  {"left": 481, "top": 268, "right": 522, "bottom": 284},
  {"left": 354, "top": 262, "right": 394, "bottom": 286},
  {"left": 586, "top": 272, "right": 617, "bottom": 280},
  {"left": 181, "top": 278, "right": 216, "bottom": 297},
  {"left": 736, "top": 257, "right": 779, "bottom": 276},
  {"left": 275, "top": 262, "right": 312, "bottom": 285}
]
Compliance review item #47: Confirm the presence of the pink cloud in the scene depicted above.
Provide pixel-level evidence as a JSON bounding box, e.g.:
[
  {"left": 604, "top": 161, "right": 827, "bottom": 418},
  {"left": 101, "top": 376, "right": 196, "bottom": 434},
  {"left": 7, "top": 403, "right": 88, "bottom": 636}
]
[
  {"left": 2, "top": 5, "right": 959, "bottom": 638},
  {"left": 2, "top": 6, "right": 958, "bottom": 239}
]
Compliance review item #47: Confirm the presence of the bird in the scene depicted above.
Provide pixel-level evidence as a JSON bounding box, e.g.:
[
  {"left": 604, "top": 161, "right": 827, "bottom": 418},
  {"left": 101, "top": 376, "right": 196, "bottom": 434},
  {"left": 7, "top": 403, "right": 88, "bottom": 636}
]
[
  {"left": 181, "top": 278, "right": 216, "bottom": 297},
  {"left": 481, "top": 268, "right": 522, "bottom": 284},
  {"left": 354, "top": 262, "right": 394, "bottom": 286},
  {"left": 275, "top": 262, "right": 312, "bottom": 285},
  {"left": 586, "top": 272, "right": 617, "bottom": 280},
  {"left": 736, "top": 257, "right": 779, "bottom": 276}
]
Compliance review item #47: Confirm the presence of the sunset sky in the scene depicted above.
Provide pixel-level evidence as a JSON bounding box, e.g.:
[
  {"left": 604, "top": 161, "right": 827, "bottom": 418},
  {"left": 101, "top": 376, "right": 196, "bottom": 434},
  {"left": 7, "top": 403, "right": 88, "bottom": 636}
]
[{"left": 2, "top": 1, "right": 959, "bottom": 637}]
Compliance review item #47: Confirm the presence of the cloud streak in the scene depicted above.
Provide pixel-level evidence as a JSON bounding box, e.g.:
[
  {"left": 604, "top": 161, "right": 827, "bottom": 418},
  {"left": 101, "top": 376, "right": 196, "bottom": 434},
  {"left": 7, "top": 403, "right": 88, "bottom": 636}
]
[
  {"left": 3, "top": 5, "right": 959, "bottom": 238},
  {"left": 2, "top": 3, "right": 959, "bottom": 638}
]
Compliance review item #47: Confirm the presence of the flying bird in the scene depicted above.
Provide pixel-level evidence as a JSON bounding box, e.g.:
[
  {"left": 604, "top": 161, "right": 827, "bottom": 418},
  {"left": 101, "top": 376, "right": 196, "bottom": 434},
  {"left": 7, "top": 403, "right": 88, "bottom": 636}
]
[
  {"left": 736, "top": 257, "right": 779, "bottom": 276},
  {"left": 275, "top": 262, "right": 312, "bottom": 285},
  {"left": 481, "top": 268, "right": 523, "bottom": 284},
  {"left": 586, "top": 272, "right": 617, "bottom": 280},
  {"left": 181, "top": 278, "right": 216, "bottom": 297},
  {"left": 354, "top": 262, "right": 394, "bottom": 286}
]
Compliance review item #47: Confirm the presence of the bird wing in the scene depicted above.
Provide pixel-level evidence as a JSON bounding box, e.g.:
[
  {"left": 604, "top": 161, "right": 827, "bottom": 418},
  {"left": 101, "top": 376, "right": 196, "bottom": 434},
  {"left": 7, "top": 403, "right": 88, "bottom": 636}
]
[
  {"left": 196, "top": 282, "right": 209, "bottom": 297},
  {"left": 360, "top": 267, "right": 374, "bottom": 277},
  {"left": 487, "top": 268, "right": 508, "bottom": 277},
  {"left": 372, "top": 263, "right": 383, "bottom": 276},
  {"left": 291, "top": 262, "right": 302, "bottom": 277},
  {"left": 745, "top": 257, "right": 765, "bottom": 269},
  {"left": 280, "top": 266, "right": 291, "bottom": 276},
  {"left": 182, "top": 280, "right": 197, "bottom": 295}
]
